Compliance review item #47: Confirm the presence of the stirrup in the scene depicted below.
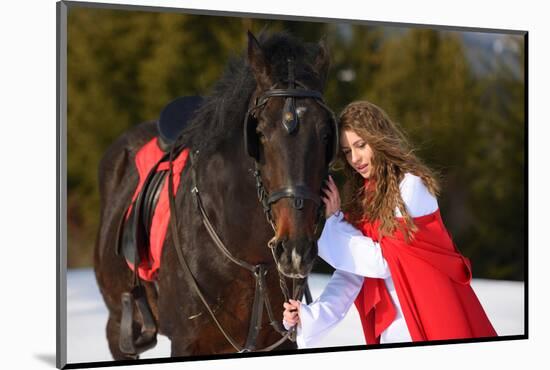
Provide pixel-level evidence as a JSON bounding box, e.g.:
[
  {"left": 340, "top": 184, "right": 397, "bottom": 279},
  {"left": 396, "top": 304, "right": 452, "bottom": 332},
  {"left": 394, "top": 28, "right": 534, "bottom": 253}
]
[{"left": 119, "top": 286, "right": 158, "bottom": 355}]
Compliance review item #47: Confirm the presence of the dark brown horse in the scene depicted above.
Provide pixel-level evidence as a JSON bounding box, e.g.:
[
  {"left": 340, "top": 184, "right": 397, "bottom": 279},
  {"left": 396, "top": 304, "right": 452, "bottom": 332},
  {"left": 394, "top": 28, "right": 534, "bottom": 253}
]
[{"left": 94, "top": 31, "right": 336, "bottom": 360}]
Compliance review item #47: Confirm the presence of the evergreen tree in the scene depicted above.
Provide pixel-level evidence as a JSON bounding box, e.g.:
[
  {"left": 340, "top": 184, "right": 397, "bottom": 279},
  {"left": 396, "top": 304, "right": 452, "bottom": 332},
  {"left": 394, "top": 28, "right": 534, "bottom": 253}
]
[
  {"left": 465, "top": 35, "right": 525, "bottom": 279},
  {"left": 66, "top": 7, "right": 525, "bottom": 279}
]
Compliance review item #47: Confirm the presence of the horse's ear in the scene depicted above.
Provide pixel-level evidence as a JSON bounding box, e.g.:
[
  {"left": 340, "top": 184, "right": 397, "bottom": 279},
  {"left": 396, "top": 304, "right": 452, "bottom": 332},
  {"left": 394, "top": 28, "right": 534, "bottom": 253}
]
[
  {"left": 247, "top": 31, "right": 272, "bottom": 89},
  {"left": 313, "top": 37, "right": 330, "bottom": 87}
]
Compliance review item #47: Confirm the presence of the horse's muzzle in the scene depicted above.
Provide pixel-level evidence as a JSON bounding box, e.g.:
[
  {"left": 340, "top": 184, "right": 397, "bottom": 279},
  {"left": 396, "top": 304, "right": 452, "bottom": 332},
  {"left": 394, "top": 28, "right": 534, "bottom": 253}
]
[{"left": 273, "top": 237, "right": 317, "bottom": 278}]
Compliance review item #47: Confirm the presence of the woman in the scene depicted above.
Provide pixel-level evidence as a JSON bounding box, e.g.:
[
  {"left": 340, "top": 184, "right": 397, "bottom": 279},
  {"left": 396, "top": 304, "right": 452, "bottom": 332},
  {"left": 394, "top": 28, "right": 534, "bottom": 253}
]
[{"left": 283, "top": 101, "right": 497, "bottom": 347}]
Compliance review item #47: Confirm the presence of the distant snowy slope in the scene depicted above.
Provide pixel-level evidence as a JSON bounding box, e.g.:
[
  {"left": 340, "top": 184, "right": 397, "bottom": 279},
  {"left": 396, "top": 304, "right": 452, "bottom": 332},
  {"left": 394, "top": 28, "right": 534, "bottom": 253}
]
[{"left": 66, "top": 269, "right": 524, "bottom": 365}]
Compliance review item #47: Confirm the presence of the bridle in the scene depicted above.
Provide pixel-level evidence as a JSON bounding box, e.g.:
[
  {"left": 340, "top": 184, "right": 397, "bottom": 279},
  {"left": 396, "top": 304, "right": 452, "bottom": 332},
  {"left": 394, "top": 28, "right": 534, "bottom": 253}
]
[
  {"left": 166, "top": 57, "right": 337, "bottom": 353},
  {"left": 244, "top": 58, "right": 338, "bottom": 165},
  {"left": 244, "top": 57, "right": 338, "bottom": 238}
]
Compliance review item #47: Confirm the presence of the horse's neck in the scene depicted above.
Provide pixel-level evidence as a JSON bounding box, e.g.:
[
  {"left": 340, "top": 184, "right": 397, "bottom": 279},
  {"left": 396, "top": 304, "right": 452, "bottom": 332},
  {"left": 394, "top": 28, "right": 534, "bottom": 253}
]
[
  {"left": 194, "top": 137, "right": 257, "bottom": 210},
  {"left": 192, "top": 140, "right": 274, "bottom": 263}
]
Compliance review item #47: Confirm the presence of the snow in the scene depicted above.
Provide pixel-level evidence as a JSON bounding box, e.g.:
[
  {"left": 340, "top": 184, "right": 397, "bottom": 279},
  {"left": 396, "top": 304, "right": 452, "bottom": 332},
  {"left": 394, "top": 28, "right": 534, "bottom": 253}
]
[{"left": 66, "top": 268, "right": 524, "bottom": 365}]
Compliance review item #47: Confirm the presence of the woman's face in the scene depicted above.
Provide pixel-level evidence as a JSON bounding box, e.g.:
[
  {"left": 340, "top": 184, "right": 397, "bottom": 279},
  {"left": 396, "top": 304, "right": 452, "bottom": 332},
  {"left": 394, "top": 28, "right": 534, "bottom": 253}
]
[{"left": 340, "top": 129, "right": 374, "bottom": 179}]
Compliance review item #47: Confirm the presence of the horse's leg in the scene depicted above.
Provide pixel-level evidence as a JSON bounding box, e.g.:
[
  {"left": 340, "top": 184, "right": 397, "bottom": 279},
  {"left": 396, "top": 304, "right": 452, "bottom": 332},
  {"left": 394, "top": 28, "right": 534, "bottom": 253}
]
[
  {"left": 95, "top": 123, "right": 163, "bottom": 360},
  {"left": 106, "top": 314, "right": 139, "bottom": 360},
  {"left": 98, "top": 260, "right": 160, "bottom": 360},
  {"left": 104, "top": 280, "right": 159, "bottom": 360},
  {"left": 169, "top": 329, "right": 210, "bottom": 357},
  {"left": 95, "top": 201, "right": 161, "bottom": 359},
  {"left": 169, "top": 335, "right": 193, "bottom": 358},
  {"left": 169, "top": 322, "right": 241, "bottom": 356}
]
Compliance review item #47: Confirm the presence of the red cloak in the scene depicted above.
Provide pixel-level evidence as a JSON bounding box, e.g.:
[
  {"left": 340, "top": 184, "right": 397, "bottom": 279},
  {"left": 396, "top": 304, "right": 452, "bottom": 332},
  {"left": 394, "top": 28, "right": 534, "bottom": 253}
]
[{"left": 353, "top": 210, "right": 497, "bottom": 344}]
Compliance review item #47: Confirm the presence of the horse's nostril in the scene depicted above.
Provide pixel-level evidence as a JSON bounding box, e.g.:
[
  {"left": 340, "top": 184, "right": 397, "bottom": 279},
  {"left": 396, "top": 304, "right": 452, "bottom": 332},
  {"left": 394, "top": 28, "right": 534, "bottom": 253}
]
[{"left": 274, "top": 240, "right": 284, "bottom": 259}]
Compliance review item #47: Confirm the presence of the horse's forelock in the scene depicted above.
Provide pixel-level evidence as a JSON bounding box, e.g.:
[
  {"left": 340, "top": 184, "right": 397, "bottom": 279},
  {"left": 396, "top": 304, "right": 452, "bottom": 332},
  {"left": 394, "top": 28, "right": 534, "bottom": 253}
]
[{"left": 259, "top": 32, "right": 320, "bottom": 85}]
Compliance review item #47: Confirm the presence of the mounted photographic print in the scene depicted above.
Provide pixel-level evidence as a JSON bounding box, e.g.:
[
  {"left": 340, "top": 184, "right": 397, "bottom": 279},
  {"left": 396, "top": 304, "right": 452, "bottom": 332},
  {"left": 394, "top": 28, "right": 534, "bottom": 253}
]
[{"left": 57, "top": 0, "right": 527, "bottom": 368}]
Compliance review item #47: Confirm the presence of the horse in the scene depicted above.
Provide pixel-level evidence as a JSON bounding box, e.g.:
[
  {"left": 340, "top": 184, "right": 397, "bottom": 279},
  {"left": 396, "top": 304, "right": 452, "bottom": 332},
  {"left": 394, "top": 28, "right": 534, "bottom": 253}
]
[{"left": 93, "top": 31, "right": 337, "bottom": 360}]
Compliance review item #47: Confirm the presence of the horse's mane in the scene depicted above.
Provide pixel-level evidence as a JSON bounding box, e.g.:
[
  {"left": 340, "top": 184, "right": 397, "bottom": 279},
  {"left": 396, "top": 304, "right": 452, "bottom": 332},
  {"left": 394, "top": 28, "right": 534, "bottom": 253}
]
[{"left": 179, "top": 31, "right": 323, "bottom": 156}]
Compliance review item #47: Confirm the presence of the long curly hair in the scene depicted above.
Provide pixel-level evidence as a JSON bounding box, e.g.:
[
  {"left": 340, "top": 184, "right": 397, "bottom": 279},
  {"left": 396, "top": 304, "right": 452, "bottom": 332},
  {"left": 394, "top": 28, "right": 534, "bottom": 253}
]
[{"left": 336, "top": 101, "right": 440, "bottom": 241}]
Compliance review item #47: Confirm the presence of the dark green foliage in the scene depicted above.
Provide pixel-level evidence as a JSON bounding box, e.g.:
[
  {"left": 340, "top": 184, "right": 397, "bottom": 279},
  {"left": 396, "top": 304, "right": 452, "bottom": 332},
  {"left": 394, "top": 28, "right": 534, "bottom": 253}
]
[{"left": 66, "top": 7, "right": 524, "bottom": 281}]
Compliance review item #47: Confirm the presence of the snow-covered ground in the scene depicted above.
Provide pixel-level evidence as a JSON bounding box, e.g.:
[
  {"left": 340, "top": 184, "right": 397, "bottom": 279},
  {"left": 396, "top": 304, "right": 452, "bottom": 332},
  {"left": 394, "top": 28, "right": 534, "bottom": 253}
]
[{"left": 66, "top": 268, "right": 524, "bottom": 365}]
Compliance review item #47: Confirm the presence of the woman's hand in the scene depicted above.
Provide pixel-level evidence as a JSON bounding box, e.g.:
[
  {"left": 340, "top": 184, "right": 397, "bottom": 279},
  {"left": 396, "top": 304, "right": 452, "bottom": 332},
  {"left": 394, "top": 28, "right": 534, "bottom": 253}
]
[
  {"left": 322, "top": 175, "right": 341, "bottom": 218},
  {"left": 282, "top": 299, "right": 301, "bottom": 327}
]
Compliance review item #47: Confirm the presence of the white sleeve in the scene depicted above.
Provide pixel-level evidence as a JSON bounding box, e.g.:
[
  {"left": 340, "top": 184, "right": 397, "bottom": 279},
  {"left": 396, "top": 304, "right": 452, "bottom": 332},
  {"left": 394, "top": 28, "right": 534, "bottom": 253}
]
[
  {"left": 317, "top": 212, "right": 391, "bottom": 279},
  {"left": 317, "top": 173, "right": 438, "bottom": 278},
  {"left": 293, "top": 269, "right": 364, "bottom": 348},
  {"left": 397, "top": 173, "right": 438, "bottom": 217}
]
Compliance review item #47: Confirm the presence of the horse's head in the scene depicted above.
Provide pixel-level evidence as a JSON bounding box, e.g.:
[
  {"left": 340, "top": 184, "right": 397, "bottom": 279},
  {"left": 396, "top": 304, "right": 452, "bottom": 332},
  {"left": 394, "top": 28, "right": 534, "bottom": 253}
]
[{"left": 244, "top": 32, "right": 337, "bottom": 279}]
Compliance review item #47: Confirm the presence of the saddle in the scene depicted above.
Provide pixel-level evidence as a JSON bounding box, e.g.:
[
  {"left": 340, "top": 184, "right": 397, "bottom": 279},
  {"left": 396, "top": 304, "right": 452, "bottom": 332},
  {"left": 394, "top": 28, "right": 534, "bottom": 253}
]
[
  {"left": 157, "top": 95, "right": 203, "bottom": 151},
  {"left": 118, "top": 96, "right": 203, "bottom": 266},
  {"left": 116, "top": 96, "right": 202, "bottom": 356}
]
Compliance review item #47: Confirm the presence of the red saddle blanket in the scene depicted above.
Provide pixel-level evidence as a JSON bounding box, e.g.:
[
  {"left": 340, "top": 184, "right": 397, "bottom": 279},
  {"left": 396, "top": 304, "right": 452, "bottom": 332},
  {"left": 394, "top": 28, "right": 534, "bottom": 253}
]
[{"left": 125, "top": 137, "right": 190, "bottom": 281}]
